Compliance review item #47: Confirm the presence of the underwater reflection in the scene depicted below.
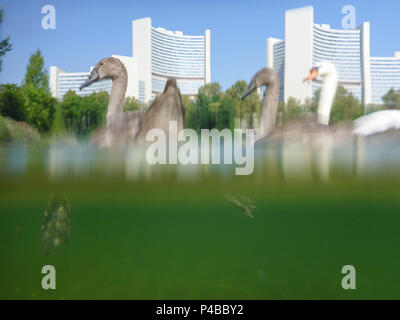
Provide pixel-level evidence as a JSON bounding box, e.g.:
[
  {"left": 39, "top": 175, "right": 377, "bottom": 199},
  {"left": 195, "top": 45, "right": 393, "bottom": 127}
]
[
  {"left": 41, "top": 193, "right": 71, "bottom": 255},
  {"left": 225, "top": 193, "right": 258, "bottom": 219}
]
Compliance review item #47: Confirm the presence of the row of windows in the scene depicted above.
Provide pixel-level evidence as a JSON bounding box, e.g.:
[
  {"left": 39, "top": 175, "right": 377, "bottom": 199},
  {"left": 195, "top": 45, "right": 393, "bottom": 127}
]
[
  {"left": 152, "top": 64, "right": 205, "bottom": 78},
  {"left": 313, "top": 25, "right": 360, "bottom": 37},
  {"left": 57, "top": 78, "right": 111, "bottom": 99},
  {"left": 151, "top": 29, "right": 206, "bottom": 80},
  {"left": 313, "top": 34, "right": 360, "bottom": 46},
  {"left": 151, "top": 38, "right": 205, "bottom": 52},
  {"left": 138, "top": 81, "right": 145, "bottom": 103},
  {"left": 151, "top": 50, "right": 205, "bottom": 65},
  {"left": 151, "top": 30, "right": 205, "bottom": 46},
  {"left": 151, "top": 55, "right": 205, "bottom": 68},
  {"left": 151, "top": 77, "right": 204, "bottom": 95},
  {"left": 151, "top": 46, "right": 205, "bottom": 59},
  {"left": 313, "top": 45, "right": 360, "bottom": 57},
  {"left": 273, "top": 41, "right": 285, "bottom": 101}
]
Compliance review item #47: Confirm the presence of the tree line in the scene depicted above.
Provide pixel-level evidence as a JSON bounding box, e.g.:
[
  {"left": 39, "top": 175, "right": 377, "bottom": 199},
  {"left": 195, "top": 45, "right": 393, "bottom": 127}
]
[{"left": 4, "top": 49, "right": 400, "bottom": 140}]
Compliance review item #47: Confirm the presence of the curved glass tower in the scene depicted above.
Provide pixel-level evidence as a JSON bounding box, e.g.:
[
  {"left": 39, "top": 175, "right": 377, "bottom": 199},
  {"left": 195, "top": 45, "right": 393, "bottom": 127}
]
[
  {"left": 133, "top": 18, "right": 211, "bottom": 102},
  {"left": 312, "top": 24, "right": 362, "bottom": 101}
]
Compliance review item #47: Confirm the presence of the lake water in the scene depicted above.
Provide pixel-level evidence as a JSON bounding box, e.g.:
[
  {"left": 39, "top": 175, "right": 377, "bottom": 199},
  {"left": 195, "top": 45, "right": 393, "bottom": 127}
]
[{"left": 1, "top": 140, "right": 400, "bottom": 299}]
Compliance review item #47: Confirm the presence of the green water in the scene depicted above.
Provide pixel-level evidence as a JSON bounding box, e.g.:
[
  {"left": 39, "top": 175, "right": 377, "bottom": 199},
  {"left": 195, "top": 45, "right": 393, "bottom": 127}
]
[{"left": 1, "top": 146, "right": 400, "bottom": 299}]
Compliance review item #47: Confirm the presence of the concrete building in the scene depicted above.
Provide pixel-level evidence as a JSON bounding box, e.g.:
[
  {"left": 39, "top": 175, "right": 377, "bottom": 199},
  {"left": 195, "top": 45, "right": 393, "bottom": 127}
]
[
  {"left": 49, "top": 55, "right": 138, "bottom": 100},
  {"left": 133, "top": 17, "right": 211, "bottom": 102},
  {"left": 267, "top": 6, "right": 400, "bottom": 106}
]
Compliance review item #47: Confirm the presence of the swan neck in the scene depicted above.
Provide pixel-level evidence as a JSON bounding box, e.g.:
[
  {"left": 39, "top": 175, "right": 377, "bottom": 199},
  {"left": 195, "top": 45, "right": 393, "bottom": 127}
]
[
  {"left": 107, "top": 76, "right": 127, "bottom": 127},
  {"left": 262, "top": 82, "right": 279, "bottom": 137},
  {"left": 317, "top": 72, "right": 338, "bottom": 126}
]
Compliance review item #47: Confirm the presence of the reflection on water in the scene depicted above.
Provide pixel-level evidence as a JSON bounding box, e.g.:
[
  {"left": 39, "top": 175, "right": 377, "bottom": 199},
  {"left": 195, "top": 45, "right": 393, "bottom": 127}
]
[
  {"left": 1, "top": 132, "right": 400, "bottom": 180},
  {"left": 225, "top": 193, "right": 257, "bottom": 219}
]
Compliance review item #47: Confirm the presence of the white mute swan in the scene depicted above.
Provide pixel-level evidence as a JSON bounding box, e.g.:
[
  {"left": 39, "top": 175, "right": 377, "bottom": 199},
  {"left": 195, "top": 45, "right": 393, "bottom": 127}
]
[{"left": 304, "top": 61, "right": 400, "bottom": 136}]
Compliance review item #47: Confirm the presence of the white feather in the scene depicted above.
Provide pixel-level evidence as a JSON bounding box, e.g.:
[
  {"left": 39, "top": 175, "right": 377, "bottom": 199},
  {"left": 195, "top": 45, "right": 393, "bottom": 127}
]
[{"left": 353, "top": 110, "right": 400, "bottom": 136}]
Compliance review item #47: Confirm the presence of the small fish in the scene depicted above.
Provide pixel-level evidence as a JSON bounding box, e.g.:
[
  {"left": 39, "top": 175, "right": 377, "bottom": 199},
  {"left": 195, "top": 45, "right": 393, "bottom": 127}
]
[
  {"left": 225, "top": 193, "right": 258, "bottom": 219},
  {"left": 42, "top": 193, "right": 70, "bottom": 255}
]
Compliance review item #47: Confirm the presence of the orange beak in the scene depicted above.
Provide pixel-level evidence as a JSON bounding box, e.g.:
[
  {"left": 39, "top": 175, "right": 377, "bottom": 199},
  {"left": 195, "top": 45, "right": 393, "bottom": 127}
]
[{"left": 303, "top": 68, "right": 318, "bottom": 82}]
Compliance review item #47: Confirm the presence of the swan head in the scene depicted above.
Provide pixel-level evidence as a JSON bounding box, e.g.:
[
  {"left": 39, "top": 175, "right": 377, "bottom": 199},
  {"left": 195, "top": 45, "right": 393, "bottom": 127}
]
[
  {"left": 241, "top": 68, "right": 279, "bottom": 100},
  {"left": 80, "top": 57, "right": 126, "bottom": 90},
  {"left": 304, "top": 61, "right": 336, "bottom": 82},
  {"left": 303, "top": 61, "right": 337, "bottom": 82}
]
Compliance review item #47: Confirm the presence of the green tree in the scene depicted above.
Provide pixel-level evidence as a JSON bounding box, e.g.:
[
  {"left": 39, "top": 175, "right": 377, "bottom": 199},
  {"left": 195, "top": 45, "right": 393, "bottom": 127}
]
[
  {"left": 59, "top": 91, "right": 108, "bottom": 136},
  {"left": 23, "top": 50, "right": 48, "bottom": 90},
  {"left": 0, "top": 9, "right": 12, "bottom": 72},
  {"left": 330, "top": 86, "right": 363, "bottom": 123},
  {"left": 124, "top": 96, "right": 141, "bottom": 112},
  {"left": 225, "top": 80, "right": 259, "bottom": 128},
  {"left": 51, "top": 103, "right": 66, "bottom": 135},
  {"left": 382, "top": 88, "right": 400, "bottom": 110},
  {"left": 311, "top": 86, "right": 363, "bottom": 123},
  {"left": 21, "top": 50, "right": 57, "bottom": 132},
  {"left": 0, "top": 115, "right": 11, "bottom": 142},
  {"left": 23, "top": 85, "right": 56, "bottom": 132},
  {"left": 181, "top": 95, "right": 196, "bottom": 128},
  {"left": 194, "top": 83, "right": 224, "bottom": 130},
  {"left": 282, "top": 97, "right": 302, "bottom": 121},
  {"left": 0, "top": 84, "right": 27, "bottom": 121}
]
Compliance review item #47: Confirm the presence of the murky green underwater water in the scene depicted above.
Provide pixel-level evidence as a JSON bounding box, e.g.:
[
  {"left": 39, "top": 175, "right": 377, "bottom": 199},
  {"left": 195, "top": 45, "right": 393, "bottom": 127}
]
[{"left": 1, "top": 145, "right": 400, "bottom": 299}]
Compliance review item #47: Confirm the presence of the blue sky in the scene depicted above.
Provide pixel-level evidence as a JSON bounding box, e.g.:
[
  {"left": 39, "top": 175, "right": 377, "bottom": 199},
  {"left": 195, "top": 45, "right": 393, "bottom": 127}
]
[{"left": 0, "top": 0, "right": 399, "bottom": 90}]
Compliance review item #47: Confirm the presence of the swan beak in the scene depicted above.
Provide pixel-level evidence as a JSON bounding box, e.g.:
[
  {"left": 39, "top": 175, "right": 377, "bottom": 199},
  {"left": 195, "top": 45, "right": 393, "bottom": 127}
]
[
  {"left": 303, "top": 68, "right": 318, "bottom": 83},
  {"left": 80, "top": 69, "right": 99, "bottom": 90},
  {"left": 241, "top": 80, "right": 257, "bottom": 100}
]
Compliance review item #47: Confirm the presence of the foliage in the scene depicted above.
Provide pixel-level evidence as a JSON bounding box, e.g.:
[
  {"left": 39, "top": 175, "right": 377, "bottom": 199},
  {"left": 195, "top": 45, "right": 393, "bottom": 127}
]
[
  {"left": 0, "top": 84, "right": 27, "bottom": 121},
  {"left": 23, "top": 50, "right": 48, "bottom": 90},
  {"left": 281, "top": 97, "right": 303, "bottom": 121},
  {"left": 185, "top": 81, "right": 261, "bottom": 132},
  {"left": 382, "top": 88, "right": 400, "bottom": 110},
  {"left": 124, "top": 96, "right": 141, "bottom": 112},
  {"left": 0, "top": 83, "right": 57, "bottom": 133},
  {"left": 51, "top": 104, "right": 67, "bottom": 135},
  {"left": 185, "top": 83, "right": 234, "bottom": 131},
  {"left": 59, "top": 91, "right": 108, "bottom": 136},
  {"left": 0, "top": 9, "right": 12, "bottom": 72},
  {"left": 0, "top": 114, "right": 11, "bottom": 142},
  {"left": 330, "top": 86, "right": 363, "bottom": 123},
  {"left": 181, "top": 95, "right": 195, "bottom": 128},
  {"left": 225, "top": 80, "right": 260, "bottom": 128},
  {"left": 0, "top": 114, "right": 41, "bottom": 143},
  {"left": 23, "top": 85, "right": 57, "bottom": 132}
]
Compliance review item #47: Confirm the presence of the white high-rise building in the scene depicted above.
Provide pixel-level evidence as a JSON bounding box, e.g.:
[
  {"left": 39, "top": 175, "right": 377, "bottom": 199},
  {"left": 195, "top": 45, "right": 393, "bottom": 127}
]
[
  {"left": 267, "top": 6, "right": 400, "bottom": 106},
  {"left": 133, "top": 17, "right": 211, "bottom": 102},
  {"left": 50, "top": 18, "right": 211, "bottom": 103}
]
